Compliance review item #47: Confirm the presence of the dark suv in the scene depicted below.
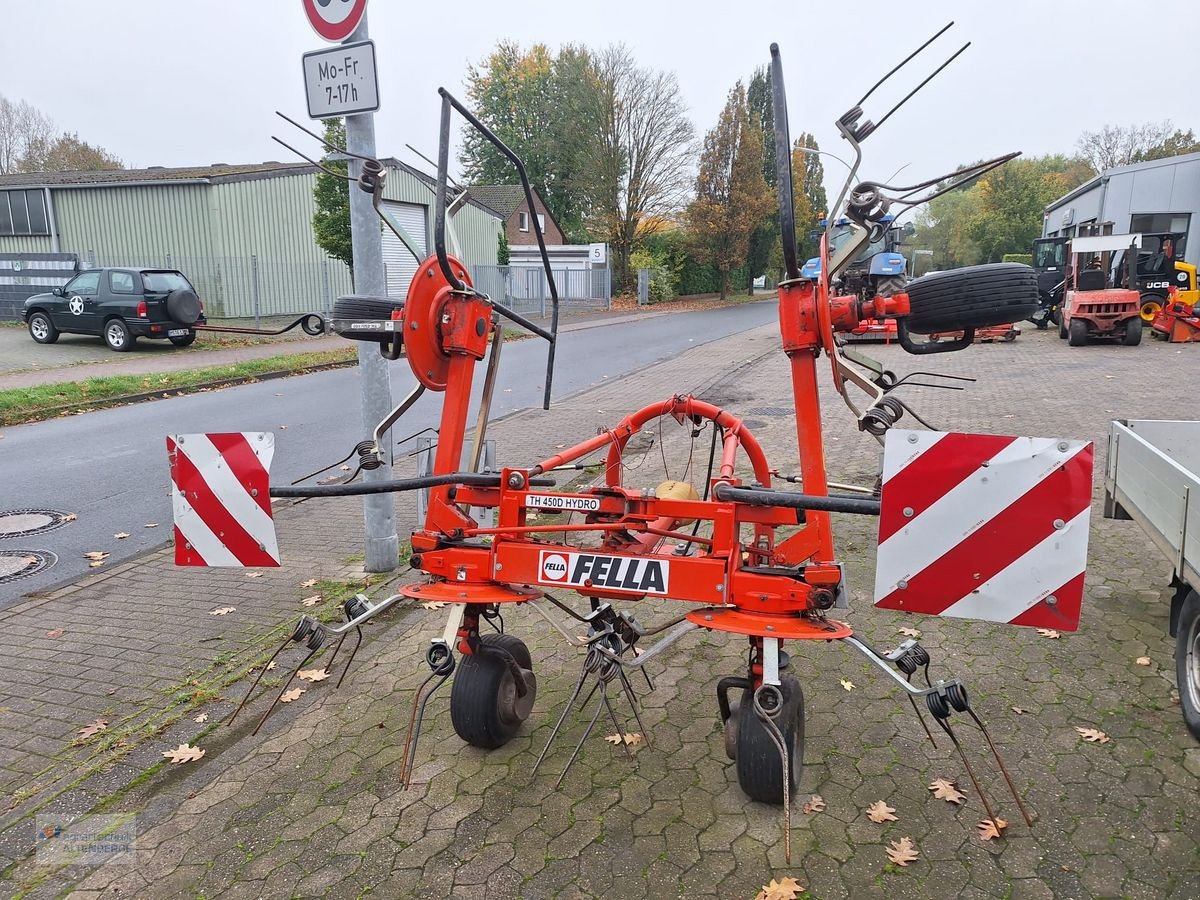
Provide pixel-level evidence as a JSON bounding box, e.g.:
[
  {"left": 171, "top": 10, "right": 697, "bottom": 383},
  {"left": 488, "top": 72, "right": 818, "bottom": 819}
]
[{"left": 23, "top": 268, "right": 206, "bottom": 352}]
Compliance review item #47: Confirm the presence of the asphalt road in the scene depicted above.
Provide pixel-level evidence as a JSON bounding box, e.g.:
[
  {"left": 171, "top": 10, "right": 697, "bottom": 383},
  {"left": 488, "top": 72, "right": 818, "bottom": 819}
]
[{"left": 0, "top": 301, "right": 777, "bottom": 607}]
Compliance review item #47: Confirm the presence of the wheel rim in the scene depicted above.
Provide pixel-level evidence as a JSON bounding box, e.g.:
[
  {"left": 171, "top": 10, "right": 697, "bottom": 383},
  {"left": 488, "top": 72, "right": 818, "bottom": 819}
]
[
  {"left": 30, "top": 317, "right": 48, "bottom": 340},
  {"left": 1140, "top": 301, "right": 1162, "bottom": 323},
  {"left": 107, "top": 323, "right": 125, "bottom": 347},
  {"left": 1186, "top": 614, "right": 1200, "bottom": 715}
]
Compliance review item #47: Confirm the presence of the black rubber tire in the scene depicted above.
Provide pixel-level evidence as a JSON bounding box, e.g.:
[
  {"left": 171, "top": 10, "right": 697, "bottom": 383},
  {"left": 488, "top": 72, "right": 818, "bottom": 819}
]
[
  {"left": 169, "top": 332, "right": 196, "bottom": 347},
  {"left": 905, "top": 263, "right": 1039, "bottom": 334},
  {"left": 450, "top": 633, "right": 535, "bottom": 750},
  {"left": 735, "top": 675, "right": 803, "bottom": 805},
  {"left": 1139, "top": 294, "right": 1164, "bottom": 324},
  {"left": 103, "top": 318, "right": 135, "bottom": 352},
  {"left": 1176, "top": 590, "right": 1200, "bottom": 741},
  {"left": 1122, "top": 317, "right": 1143, "bottom": 346},
  {"left": 1059, "top": 312, "right": 1068, "bottom": 339},
  {"left": 1068, "top": 318, "right": 1089, "bottom": 346},
  {"left": 166, "top": 289, "right": 202, "bottom": 325},
  {"left": 875, "top": 275, "right": 907, "bottom": 299},
  {"left": 332, "top": 294, "right": 405, "bottom": 342},
  {"left": 27, "top": 311, "right": 59, "bottom": 344}
]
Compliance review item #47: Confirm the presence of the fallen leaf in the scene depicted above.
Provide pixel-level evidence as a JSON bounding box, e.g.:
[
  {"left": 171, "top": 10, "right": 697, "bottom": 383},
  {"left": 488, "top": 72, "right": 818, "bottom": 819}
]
[
  {"left": 421, "top": 601, "right": 446, "bottom": 610},
  {"left": 246, "top": 572, "right": 264, "bottom": 579},
  {"left": 839, "top": 679, "right": 855, "bottom": 691},
  {"left": 603, "top": 733, "right": 643, "bottom": 746},
  {"left": 1011, "top": 706, "right": 1028, "bottom": 715},
  {"left": 867, "top": 800, "right": 898, "bottom": 823},
  {"left": 977, "top": 818, "right": 1009, "bottom": 841},
  {"left": 300, "top": 579, "right": 319, "bottom": 588},
  {"left": 885, "top": 836, "right": 920, "bottom": 867},
  {"left": 77, "top": 719, "right": 108, "bottom": 740},
  {"left": 266, "top": 661, "right": 277, "bottom": 671},
  {"left": 339, "top": 465, "right": 352, "bottom": 471},
  {"left": 62, "top": 513, "right": 77, "bottom": 522},
  {"left": 278, "top": 425, "right": 288, "bottom": 430},
  {"left": 297, "top": 669, "right": 330, "bottom": 683},
  {"left": 113, "top": 532, "right": 130, "bottom": 540},
  {"left": 144, "top": 523, "right": 159, "bottom": 528},
  {"left": 802, "top": 795, "right": 826, "bottom": 814},
  {"left": 1136, "top": 656, "right": 1151, "bottom": 667},
  {"left": 301, "top": 595, "right": 322, "bottom": 607},
  {"left": 280, "top": 688, "right": 305, "bottom": 703},
  {"left": 1036, "top": 628, "right": 1061, "bottom": 639},
  {"left": 754, "top": 876, "right": 805, "bottom": 900},
  {"left": 928, "top": 778, "right": 967, "bottom": 804},
  {"left": 193, "top": 713, "right": 208, "bottom": 723},
  {"left": 162, "top": 743, "right": 205, "bottom": 764},
  {"left": 88, "top": 560, "right": 105, "bottom": 568},
  {"left": 46, "top": 629, "right": 64, "bottom": 639},
  {"left": 83, "top": 551, "right": 109, "bottom": 561},
  {"left": 208, "top": 606, "right": 236, "bottom": 616},
  {"left": 898, "top": 626, "right": 921, "bottom": 638},
  {"left": 1075, "top": 726, "right": 1110, "bottom": 744}
]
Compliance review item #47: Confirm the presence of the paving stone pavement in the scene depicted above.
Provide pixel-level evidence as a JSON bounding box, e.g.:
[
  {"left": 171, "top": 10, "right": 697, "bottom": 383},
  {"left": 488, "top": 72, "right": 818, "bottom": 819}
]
[{"left": 3, "top": 324, "right": 1200, "bottom": 898}]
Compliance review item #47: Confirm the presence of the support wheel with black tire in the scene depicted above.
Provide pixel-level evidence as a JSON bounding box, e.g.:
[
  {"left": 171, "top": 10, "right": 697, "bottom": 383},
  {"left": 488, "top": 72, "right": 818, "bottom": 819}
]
[
  {"left": 169, "top": 332, "right": 197, "bottom": 347},
  {"left": 905, "top": 263, "right": 1039, "bottom": 334},
  {"left": 1122, "top": 317, "right": 1143, "bottom": 346},
  {"left": 27, "top": 312, "right": 58, "bottom": 344},
  {"left": 104, "top": 318, "right": 135, "bottom": 352},
  {"left": 450, "top": 633, "right": 537, "bottom": 750},
  {"left": 1068, "top": 319, "right": 1089, "bottom": 347},
  {"left": 1177, "top": 590, "right": 1200, "bottom": 741},
  {"left": 735, "top": 675, "right": 804, "bottom": 804}
]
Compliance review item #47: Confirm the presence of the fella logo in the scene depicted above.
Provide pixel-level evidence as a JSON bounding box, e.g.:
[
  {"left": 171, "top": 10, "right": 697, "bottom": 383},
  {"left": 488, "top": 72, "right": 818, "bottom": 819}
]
[{"left": 536, "top": 551, "right": 670, "bottom": 595}]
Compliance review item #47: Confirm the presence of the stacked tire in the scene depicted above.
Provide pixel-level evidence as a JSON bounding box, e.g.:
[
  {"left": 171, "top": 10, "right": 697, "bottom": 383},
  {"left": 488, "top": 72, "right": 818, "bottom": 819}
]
[{"left": 905, "top": 263, "right": 1039, "bottom": 334}]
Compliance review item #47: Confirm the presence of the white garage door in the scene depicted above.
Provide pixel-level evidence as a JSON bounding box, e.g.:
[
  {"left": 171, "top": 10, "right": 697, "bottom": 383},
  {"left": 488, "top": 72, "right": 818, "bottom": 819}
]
[{"left": 380, "top": 201, "right": 428, "bottom": 300}]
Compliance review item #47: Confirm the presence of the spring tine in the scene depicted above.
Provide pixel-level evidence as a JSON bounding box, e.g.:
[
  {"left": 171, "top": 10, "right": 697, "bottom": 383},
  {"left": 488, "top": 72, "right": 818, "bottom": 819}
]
[
  {"left": 554, "top": 692, "right": 606, "bottom": 789},
  {"left": 755, "top": 705, "right": 792, "bottom": 865},
  {"left": 402, "top": 669, "right": 452, "bottom": 789},
  {"left": 322, "top": 632, "right": 348, "bottom": 677},
  {"left": 966, "top": 707, "right": 1034, "bottom": 827},
  {"left": 934, "top": 716, "right": 1003, "bottom": 833},
  {"left": 532, "top": 662, "right": 592, "bottom": 777},
  {"left": 398, "top": 668, "right": 441, "bottom": 786},
  {"left": 905, "top": 679, "right": 938, "bottom": 749},
  {"left": 598, "top": 683, "right": 634, "bottom": 761},
  {"left": 252, "top": 647, "right": 317, "bottom": 737},
  {"left": 335, "top": 627, "right": 365, "bottom": 690},
  {"left": 616, "top": 668, "right": 652, "bottom": 749},
  {"left": 228, "top": 636, "right": 293, "bottom": 726}
]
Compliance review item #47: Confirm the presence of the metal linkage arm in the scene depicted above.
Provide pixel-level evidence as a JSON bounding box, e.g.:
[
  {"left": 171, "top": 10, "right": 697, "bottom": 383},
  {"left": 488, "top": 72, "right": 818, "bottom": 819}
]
[
  {"left": 712, "top": 483, "right": 881, "bottom": 516},
  {"left": 270, "top": 472, "right": 556, "bottom": 498}
]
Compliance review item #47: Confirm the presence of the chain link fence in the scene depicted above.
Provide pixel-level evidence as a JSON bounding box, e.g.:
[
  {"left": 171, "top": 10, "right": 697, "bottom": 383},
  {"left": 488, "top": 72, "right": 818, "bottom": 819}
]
[{"left": 470, "top": 264, "right": 611, "bottom": 316}]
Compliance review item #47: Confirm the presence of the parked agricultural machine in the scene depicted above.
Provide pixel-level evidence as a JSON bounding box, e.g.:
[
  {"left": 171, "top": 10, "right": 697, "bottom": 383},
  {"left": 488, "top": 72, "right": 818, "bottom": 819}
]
[{"left": 167, "top": 26, "right": 1093, "bottom": 859}]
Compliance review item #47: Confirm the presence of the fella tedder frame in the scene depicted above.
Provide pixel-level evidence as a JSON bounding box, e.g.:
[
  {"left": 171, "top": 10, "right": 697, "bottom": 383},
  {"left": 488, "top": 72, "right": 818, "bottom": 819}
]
[{"left": 170, "top": 26, "right": 1092, "bottom": 859}]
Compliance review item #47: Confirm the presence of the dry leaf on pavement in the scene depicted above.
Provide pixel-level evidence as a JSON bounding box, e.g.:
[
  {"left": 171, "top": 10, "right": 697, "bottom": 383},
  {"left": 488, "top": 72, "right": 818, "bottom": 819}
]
[
  {"left": 977, "top": 818, "right": 1009, "bottom": 841},
  {"left": 928, "top": 778, "right": 967, "bottom": 804},
  {"left": 866, "top": 800, "right": 898, "bottom": 823},
  {"left": 1136, "top": 656, "right": 1151, "bottom": 666},
  {"left": 280, "top": 688, "right": 305, "bottom": 703},
  {"left": 421, "top": 601, "right": 446, "bottom": 610},
  {"left": 1036, "top": 628, "right": 1061, "bottom": 639},
  {"left": 266, "top": 661, "right": 277, "bottom": 671},
  {"left": 113, "top": 532, "right": 130, "bottom": 540},
  {"left": 754, "top": 876, "right": 805, "bottom": 900},
  {"left": 193, "top": 713, "right": 208, "bottom": 723},
  {"left": 898, "top": 626, "right": 921, "bottom": 637},
  {"left": 1011, "top": 706, "right": 1028, "bottom": 715},
  {"left": 1075, "top": 726, "right": 1110, "bottom": 744},
  {"left": 603, "top": 733, "right": 643, "bottom": 746},
  {"left": 839, "top": 679, "right": 855, "bottom": 691},
  {"left": 208, "top": 606, "right": 236, "bottom": 616},
  {"left": 301, "top": 579, "right": 319, "bottom": 588},
  {"left": 144, "top": 522, "right": 159, "bottom": 528},
  {"left": 162, "top": 743, "right": 205, "bottom": 764},
  {"left": 62, "top": 513, "right": 77, "bottom": 522},
  {"left": 83, "top": 551, "right": 108, "bottom": 561},
  {"left": 297, "top": 669, "right": 330, "bottom": 683},
  {"left": 245, "top": 572, "right": 264, "bottom": 579},
  {"left": 46, "top": 629, "right": 64, "bottom": 639},
  {"left": 802, "top": 795, "right": 826, "bottom": 814},
  {"left": 88, "top": 560, "right": 106, "bottom": 568},
  {"left": 77, "top": 719, "right": 108, "bottom": 740},
  {"left": 885, "top": 837, "right": 920, "bottom": 867},
  {"left": 301, "top": 595, "right": 322, "bottom": 607}
]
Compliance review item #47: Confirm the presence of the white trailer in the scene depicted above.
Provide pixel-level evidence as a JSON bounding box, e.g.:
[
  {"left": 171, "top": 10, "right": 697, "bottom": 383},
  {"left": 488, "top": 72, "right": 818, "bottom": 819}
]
[{"left": 1104, "top": 419, "right": 1200, "bottom": 739}]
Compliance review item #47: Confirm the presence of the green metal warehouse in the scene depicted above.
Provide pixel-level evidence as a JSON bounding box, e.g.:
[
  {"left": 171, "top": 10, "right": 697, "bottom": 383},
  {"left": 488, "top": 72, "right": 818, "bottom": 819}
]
[{"left": 0, "top": 159, "right": 503, "bottom": 319}]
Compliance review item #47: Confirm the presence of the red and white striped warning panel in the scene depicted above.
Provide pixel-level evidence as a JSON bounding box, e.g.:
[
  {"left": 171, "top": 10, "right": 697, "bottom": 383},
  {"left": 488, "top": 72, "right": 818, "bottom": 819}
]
[
  {"left": 874, "top": 429, "right": 1093, "bottom": 631},
  {"left": 168, "top": 433, "right": 280, "bottom": 568}
]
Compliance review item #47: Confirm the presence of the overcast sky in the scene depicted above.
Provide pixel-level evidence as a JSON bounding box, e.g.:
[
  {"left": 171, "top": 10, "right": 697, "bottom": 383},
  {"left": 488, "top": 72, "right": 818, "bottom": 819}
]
[{"left": 3, "top": 1, "right": 1196, "bottom": 207}]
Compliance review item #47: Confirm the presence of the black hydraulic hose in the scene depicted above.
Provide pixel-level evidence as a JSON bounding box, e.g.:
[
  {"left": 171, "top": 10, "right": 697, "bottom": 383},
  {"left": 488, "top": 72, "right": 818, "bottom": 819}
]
[
  {"left": 270, "top": 472, "right": 555, "bottom": 498},
  {"left": 768, "top": 44, "right": 798, "bottom": 281},
  {"left": 434, "top": 93, "right": 462, "bottom": 292},
  {"left": 713, "top": 482, "right": 881, "bottom": 516}
]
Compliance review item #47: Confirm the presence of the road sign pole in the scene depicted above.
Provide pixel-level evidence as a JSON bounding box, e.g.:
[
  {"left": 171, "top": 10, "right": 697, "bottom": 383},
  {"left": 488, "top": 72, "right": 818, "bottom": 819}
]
[{"left": 344, "top": 11, "right": 398, "bottom": 573}]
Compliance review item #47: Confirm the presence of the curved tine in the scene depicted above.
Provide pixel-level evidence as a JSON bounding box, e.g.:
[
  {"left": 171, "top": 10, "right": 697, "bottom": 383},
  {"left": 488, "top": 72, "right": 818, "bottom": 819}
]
[
  {"left": 616, "top": 668, "right": 651, "bottom": 749},
  {"left": 322, "top": 632, "right": 348, "bottom": 676},
  {"left": 271, "top": 136, "right": 356, "bottom": 182},
  {"left": 856, "top": 21, "right": 955, "bottom": 106},
  {"left": 531, "top": 663, "right": 592, "bottom": 777},
  {"left": 398, "top": 668, "right": 441, "bottom": 785},
  {"left": 402, "top": 670, "right": 452, "bottom": 789},
  {"left": 906, "top": 676, "right": 938, "bottom": 749},
  {"left": 252, "top": 647, "right": 317, "bottom": 737},
  {"left": 891, "top": 398, "right": 938, "bottom": 431},
  {"left": 753, "top": 699, "right": 792, "bottom": 864},
  {"left": 554, "top": 692, "right": 606, "bottom": 790},
  {"left": 334, "top": 627, "right": 364, "bottom": 689},
  {"left": 274, "top": 110, "right": 376, "bottom": 162},
  {"left": 933, "top": 716, "right": 1003, "bottom": 832},
  {"left": 965, "top": 707, "right": 1034, "bottom": 827},
  {"left": 228, "top": 637, "right": 293, "bottom": 726},
  {"left": 598, "top": 683, "right": 633, "bottom": 761}
]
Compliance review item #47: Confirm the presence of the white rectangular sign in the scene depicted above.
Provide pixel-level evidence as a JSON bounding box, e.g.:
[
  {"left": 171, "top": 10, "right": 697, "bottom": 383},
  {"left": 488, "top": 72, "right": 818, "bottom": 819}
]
[
  {"left": 525, "top": 494, "right": 601, "bottom": 512},
  {"left": 588, "top": 243, "right": 608, "bottom": 265},
  {"left": 302, "top": 40, "right": 380, "bottom": 119}
]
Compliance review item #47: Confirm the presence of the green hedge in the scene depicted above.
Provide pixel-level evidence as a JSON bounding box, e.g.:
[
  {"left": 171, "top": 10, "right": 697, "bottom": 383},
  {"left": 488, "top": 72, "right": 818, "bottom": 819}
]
[{"left": 1002, "top": 253, "right": 1033, "bottom": 266}]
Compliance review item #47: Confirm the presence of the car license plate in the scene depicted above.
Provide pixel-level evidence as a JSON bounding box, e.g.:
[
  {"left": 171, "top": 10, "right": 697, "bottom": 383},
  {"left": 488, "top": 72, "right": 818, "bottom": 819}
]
[{"left": 168, "top": 329, "right": 189, "bottom": 337}]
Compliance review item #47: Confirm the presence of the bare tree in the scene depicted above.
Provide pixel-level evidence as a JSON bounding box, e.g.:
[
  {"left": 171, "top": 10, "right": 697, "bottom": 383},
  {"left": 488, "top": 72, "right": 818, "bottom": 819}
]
[
  {"left": 1076, "top": 120, "right": 1178, "bottom": 173},
  {"left": 21, "top": 133, "right": 122, "bottom": 173},
  {"left": 580, "top": 45, "right": 695, "bottom": 294},
  {"left": 0, "top": 95, "right": 55, "bottom": 174}
]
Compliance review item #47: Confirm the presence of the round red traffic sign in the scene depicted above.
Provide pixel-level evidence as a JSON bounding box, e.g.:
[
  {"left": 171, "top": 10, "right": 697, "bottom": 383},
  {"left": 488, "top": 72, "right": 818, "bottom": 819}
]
[{"left": 302, "top": 0, "right": 367, "bottom": 42}]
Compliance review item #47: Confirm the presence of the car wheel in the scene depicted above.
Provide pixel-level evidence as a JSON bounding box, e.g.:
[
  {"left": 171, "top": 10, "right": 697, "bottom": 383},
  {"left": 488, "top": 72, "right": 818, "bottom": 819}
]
[
  {"left": 1176, "top": 590, "right": 1200, "bottom": 741},
  {"left": 169, "top": 332, "right": 197, "bottom": 347},
  {"left": 1068, "top": 319, "right": 1089, "bottom": 346},
  {"left": 28, "top": 312, "right": 59, "bottom": 345},
  {"left": 104, "top": 318, "right": 135, "bottom": 352},
  {"left": 905, "top": 263, "right": 1039, "bottom": 334}
]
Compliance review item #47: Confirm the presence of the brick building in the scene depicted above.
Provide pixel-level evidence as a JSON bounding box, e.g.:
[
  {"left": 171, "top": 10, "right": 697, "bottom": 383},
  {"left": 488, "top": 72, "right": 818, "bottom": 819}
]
[{"left": 466, "top": 185, "right": 565, "bottom": 246}]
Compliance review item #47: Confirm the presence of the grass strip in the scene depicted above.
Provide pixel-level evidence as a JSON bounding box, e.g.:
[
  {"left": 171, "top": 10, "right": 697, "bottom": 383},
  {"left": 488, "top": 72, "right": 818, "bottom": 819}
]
[{"left": 0, "top": 347, "right": 356, "bottom": 427}]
